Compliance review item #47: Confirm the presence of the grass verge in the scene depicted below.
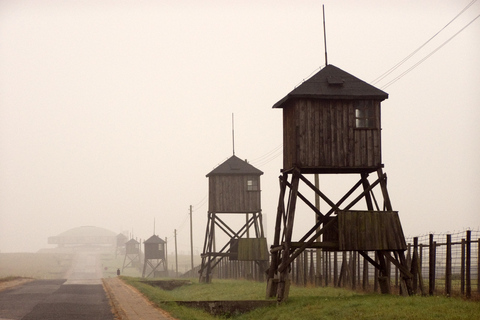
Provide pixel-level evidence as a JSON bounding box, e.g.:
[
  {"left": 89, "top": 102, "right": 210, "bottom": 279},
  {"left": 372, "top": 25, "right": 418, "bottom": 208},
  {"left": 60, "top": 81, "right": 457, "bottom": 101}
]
[{"left": 122, "top": 277, "right": 480, "bottom": 320}]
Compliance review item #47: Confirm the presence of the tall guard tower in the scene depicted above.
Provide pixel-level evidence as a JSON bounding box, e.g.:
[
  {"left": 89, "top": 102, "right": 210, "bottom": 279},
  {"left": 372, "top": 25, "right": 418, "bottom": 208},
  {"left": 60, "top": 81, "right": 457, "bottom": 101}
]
[
  {"left": 199, "top": 155, "right": 268, "bottom": 283},
  {"left": 266, "top": 65, "right": 413, "bottom": 301},
  {"left": 142, "top": 235, "right": 167, "bottom": 278}
]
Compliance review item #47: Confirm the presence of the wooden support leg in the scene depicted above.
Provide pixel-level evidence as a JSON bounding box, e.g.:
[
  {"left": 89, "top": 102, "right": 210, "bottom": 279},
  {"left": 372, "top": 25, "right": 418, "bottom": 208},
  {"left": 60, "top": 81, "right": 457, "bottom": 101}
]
[
  {"left": 376, "top": 251, "right": 391, "bottom": 294},
  {"left": 266, "top": 175, "right": 287, "bottom": 298},
  {"left": 276, "top": 170, "right": 300, "bottom": 302}
]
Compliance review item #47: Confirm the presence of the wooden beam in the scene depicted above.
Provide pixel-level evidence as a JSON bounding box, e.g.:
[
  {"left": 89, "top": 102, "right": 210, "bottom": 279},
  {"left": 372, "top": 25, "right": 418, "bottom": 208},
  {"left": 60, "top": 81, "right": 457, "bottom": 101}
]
[{"left": 290, "top": 241, "right": 338, "bottom": 249}]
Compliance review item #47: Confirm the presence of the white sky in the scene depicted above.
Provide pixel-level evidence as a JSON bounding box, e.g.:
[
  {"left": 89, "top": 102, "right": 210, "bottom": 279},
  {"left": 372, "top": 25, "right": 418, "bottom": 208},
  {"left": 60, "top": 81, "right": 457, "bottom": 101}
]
[{"left": 0, "top": 0, "right": 479, "bottom": 253}]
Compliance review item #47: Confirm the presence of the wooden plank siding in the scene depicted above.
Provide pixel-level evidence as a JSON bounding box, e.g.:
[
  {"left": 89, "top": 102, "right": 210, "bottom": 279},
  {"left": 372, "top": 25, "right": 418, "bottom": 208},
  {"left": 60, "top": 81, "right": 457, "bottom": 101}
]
[
  {"left": 338, "top": 210, "right": 407, "bottom": 251},
  {"left": 283, "top": 99, "right": 382, "bottom": 173},
  {"left": 230, "top": 238, "right": 269, "bottom": 261},
  {"left": 208, "top": 175, "right": 261, "bottom": 213}
]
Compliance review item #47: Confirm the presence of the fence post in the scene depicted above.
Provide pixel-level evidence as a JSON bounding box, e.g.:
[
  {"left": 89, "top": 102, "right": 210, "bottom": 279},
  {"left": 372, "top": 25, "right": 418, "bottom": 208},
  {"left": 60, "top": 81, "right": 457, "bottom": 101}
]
[
  {"left": 325, "top": 251, "right": 329, "bottom": 287},
  {"left": 350, "top": 251, "right": 357, "bottom": 290},
  {"left": 419, "top": 243, "right": 423, "bottom": 282},
  {"left": 412, "top": 237, "right": 418, "bottom": 294},
  {"left": 357, "top": 252, "right": 361, "bottom": 288},
  {"left": 429, "top": 234, "right": 436, "bottom": 295},
  {"left": 461, "top": 238, "right": 465, "bottom": 295},
  {"left": 466, "top": 230, "right": 471, "bottom": 299},
  {"left": 333, "top": 251, "right": 338, "bottom": 287},
  {"left": 363, "top": 253, "right": 368, "bottom": 291},
  {"left": 445, "top": 234, "right": 451, "bottom": 297},
  {"left": 309, "top": 250, "right": 315, "bottom": 285},
  {"left": 303, "top": 250, "right": 308, "bottom": 287},
  {"left": 374, "top": 253, "right": 379, "bottom": 292},
  {"left": 478, "top": 238, "right": 480, "bottom": 295}
]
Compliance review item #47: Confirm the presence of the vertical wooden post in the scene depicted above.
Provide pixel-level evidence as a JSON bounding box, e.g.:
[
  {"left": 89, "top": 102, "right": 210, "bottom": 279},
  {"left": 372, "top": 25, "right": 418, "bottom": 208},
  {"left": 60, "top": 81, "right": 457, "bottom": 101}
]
[
  {"left": 325, "top": 251, "right": 330, "bottom": 287},
  {"left": 266, "top": 175, "right": 287, "bottom": 298},
  {"left": 445, "top": 234, "right": 451, "bottom": 297},
  {"left": 333, "top": 251, "right": 338, "bottom": 287},
  {"left": 461, "top": 238, "right": 465, "bottom": 295},
  {"left": 428, "top": 234, "right": 436, "bottom": 295},
  {"left": 174, "top": 229, "right": 178, "bottom": 277},
  {"left": 309, "top": 250, "right": 315, "bottom": 285},
  {"left": 466, "top": 230, "right": 471, "bottom": 299},
  {"left": 190, "top": 205, "right": 194, "bottom": 272},
  {"left": 357, "top": 252, "right": 361, "bottom": 288},
  {"left": 352, "top": 251, "right": 357, "bottom": 290},
  {"left": 419, "top": 243, "right": 423, "bottom": 280},
  {"left": 412, "top": 237, "right": 419, "bottom": 294},
  {"left": 363, "top": 253, "right": 368, "bottom": 291},
  {"left": 478, "top": 238, "right": 480, "bottom": 295},
  {"left": 303, "top": 250, "right": 308, "bottom": 286}
]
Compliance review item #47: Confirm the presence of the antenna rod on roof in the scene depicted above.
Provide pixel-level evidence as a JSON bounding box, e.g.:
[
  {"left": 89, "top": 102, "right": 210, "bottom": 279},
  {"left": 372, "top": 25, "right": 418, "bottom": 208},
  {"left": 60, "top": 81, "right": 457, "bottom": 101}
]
[
  {"left": 323, "top": 4, "right": 328, "bottom": 66},
  {"left": 232, "top": 113, "right": 235, "bottom": 156},
  {"left": 153, "top": 217, "right": 155, "bottom": 235}
]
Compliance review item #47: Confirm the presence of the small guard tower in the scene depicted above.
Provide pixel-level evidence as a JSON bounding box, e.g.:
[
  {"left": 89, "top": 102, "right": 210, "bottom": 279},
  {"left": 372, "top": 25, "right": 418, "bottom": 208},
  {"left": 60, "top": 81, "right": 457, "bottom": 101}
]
[
  {"left": 142, "top": 235, "right": 167, "bottom": 278},
  {"left": 199, "top": 155, "right": 268, "bottom": 283},
  {"left": 122, "top": 238, "right": 141, "bottom": 272},
  {"left": 266, "top": 65, "right": 413, "bottom": 301},
  {"left": 116, "top": 233, "right": 128, "bottom": 258}
]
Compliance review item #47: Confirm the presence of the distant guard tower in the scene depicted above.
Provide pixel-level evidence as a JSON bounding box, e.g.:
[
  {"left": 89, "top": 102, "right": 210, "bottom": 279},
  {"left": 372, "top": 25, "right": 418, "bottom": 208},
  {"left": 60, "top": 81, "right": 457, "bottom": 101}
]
[
  {"left": 199, "top": 155, "right": 268, "bottom": 283},
  {"left": 266, "top": 65, "right": 413, "bottom": 301},
  {"left": 142, "top": 235, "right": 167, "bottom": 278},
  {"left": 116, "top": 233, "right": 128, "bottom": 258},
  {"left": 122, "top": 238, "right": 141, "bottom": 272}
]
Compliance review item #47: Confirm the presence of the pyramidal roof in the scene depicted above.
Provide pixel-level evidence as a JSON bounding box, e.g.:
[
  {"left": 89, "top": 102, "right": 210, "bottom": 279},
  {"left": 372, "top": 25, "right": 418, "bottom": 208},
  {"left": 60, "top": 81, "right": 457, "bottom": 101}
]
[
  {"left": 273, "top": 64, "right": 388, "bottom": 108},
  {"left": 144, "top": 234, "right": 165, "bottom": 244},
  {"left": 206, "top": 155, "right": 263, "bottom": 177}
]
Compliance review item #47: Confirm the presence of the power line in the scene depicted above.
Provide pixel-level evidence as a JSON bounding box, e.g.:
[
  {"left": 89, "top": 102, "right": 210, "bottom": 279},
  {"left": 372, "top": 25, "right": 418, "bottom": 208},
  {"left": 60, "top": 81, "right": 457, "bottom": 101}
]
[
  {"left": 381, "top": 13, "right": 480, "bottom": 89},
  {"left": 372, "top": 0, "right": 478, "bottom": 86}
]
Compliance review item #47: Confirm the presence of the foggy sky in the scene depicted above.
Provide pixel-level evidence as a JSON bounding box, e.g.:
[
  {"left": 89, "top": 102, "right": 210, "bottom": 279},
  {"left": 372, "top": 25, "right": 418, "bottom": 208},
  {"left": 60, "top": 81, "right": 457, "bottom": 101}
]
[{"left": 0, "top": 0, "right": 479, "bottom": 253}]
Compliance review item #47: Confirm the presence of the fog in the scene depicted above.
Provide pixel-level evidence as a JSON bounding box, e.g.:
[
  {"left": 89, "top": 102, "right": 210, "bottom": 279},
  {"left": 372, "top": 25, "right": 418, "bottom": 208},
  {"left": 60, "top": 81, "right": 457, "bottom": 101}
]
[{"left": 1, "top": 0, "right": 479, "bottom": 254}]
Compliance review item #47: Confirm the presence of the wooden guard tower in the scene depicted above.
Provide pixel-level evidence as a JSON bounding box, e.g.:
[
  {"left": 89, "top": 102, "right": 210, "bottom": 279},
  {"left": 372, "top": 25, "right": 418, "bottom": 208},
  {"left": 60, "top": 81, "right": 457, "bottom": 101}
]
[
  {"left": 142, "top": 235, "right": 167, "bottom": 278},
  {"left": 116, "top": 233, "right": 128, "bottom": 258},
  {"left": 266, "top": 64, "right": 413, "bottom": 301},
  {"left": 122, "top": 238, "right": 141, "bottom": 272},
  {"left": 199, "top": 155, "right": 269, "bottom": 283}
]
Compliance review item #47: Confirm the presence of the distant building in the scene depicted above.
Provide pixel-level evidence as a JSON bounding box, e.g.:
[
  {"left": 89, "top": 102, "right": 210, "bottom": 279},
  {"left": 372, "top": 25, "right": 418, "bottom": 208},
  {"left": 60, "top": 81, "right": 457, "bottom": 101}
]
[{"left": 48, "top": 226, "right": 117, "bottom": 247}]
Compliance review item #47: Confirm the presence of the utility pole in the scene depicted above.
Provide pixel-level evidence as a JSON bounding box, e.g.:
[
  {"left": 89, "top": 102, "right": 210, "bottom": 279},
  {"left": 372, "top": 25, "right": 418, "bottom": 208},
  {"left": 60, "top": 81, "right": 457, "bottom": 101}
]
[
  {"left": 315, "top": 174, "right": 322, "bottom": 286},
  {"left": 174, "top": 229, "right": 178, "bottom": 277},
  {"left": 165, "top": 237, "right": 168, "bottom": 275},
  {"left": 190, "top": 205, "right": 194, "bottom": 271}
]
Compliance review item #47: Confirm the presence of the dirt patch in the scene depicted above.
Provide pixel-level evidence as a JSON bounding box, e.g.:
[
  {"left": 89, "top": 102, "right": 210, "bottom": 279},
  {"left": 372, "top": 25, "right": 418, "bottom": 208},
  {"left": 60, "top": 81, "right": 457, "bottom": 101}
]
[
  {"left": 0, "top": 277, "right": 34, "bottom": 292},
  {"left": 175, "top": 300, "right": 276, "bottom": 316},
  {"left": 140, "top": 280, "right": 192, "bottom": 290}
]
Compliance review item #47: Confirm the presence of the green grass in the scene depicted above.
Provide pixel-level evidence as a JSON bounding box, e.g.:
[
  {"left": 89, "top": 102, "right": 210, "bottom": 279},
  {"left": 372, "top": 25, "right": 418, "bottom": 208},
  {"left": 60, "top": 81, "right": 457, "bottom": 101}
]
[{"left": 122, "top": 277, "right": 480, "bottom": 320}]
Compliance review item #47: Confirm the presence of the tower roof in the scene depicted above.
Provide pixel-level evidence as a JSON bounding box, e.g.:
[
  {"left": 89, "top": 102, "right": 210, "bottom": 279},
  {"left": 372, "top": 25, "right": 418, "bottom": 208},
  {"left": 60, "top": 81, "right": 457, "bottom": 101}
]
[
  {"left": 144, "top": 234, "right": 165, "bottom": 244},
  {"left": 126, "top": 238, "right": 139, "bottom": 244},
  {"left": 206, "top": 155, "right": 263, "bottom": 177},
  {"left": 273, "top": 64, "right": 388, "bottom": 109}
]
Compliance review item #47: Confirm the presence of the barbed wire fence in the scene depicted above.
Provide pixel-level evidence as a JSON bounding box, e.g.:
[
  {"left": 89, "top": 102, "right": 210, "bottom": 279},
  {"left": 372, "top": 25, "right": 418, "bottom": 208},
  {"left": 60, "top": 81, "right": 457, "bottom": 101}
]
[
  {"left": 180, "top": 230, "right": 479, "bottom": 299},
  {"left": 286, "top": 229, "right": 479, "bottom": 299}
]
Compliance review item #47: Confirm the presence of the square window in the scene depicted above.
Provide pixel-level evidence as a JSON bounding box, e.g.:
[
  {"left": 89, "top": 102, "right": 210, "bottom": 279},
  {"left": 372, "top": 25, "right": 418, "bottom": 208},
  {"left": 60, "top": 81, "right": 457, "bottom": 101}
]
[
  {"left": 247, "top": 179, "right": 258, "bottom": 191},
  {"left": 355, "top": 102, "right": 376, "bottom": 129}
]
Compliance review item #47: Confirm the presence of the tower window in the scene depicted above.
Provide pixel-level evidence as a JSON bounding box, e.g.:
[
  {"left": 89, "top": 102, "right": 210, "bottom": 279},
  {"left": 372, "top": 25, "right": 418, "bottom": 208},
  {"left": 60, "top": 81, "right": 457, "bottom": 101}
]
[
  {"left": 355, "top": 101, "right": 376, "bottom": 128},
  {"left": 247, "top": 179, "right": 258, "bottom": 191}
]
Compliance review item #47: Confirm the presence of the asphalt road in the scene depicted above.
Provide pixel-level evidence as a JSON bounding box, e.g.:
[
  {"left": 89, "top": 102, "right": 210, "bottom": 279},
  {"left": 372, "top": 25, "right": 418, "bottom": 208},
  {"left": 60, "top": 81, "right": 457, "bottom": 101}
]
[{"left": 0, "top": 250, "right": 115, "bottom": 320}]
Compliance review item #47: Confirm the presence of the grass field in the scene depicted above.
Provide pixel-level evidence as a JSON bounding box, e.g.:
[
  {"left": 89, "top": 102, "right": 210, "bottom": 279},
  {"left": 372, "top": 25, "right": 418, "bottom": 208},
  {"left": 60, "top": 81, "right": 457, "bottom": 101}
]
[
  {"left": 123, "top": 277, "right": 480, "bottom": 320},
  {"left": 0, "top": 252, "right": 73, "bottom": 279}
]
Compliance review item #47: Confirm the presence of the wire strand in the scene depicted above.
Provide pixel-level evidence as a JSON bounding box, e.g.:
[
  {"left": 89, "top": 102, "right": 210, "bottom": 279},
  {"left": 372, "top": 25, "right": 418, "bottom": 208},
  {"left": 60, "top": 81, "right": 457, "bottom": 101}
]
[
  {"left": 381, "top": 13, "right": 480, "bottom": 89},
  {"left": 371, "top": 0, "right": 478, "bottom": 86}
]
